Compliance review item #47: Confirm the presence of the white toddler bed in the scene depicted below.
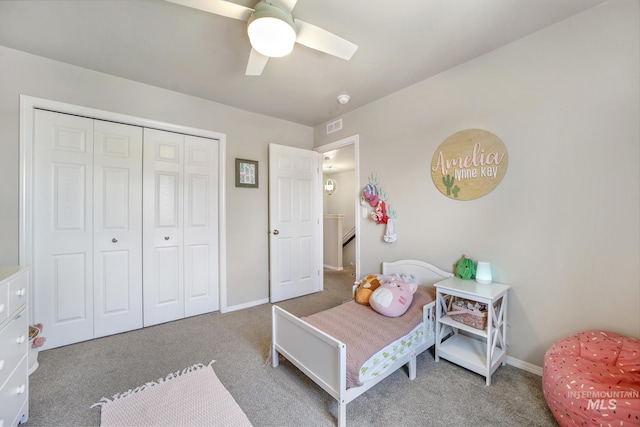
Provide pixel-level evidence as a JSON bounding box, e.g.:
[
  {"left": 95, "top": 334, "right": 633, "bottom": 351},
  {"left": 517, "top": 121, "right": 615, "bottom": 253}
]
[{"left": 271, "top": 259, "right": 452, "bottom": 427}]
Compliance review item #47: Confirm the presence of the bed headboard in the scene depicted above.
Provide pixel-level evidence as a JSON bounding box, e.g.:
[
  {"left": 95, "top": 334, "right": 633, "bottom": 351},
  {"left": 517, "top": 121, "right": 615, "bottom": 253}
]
[{"left": 382, "top": 259, "right": 453, "bottom": 285}]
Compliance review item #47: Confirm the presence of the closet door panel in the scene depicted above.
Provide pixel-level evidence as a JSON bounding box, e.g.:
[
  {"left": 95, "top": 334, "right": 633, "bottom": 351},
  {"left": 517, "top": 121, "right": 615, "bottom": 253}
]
[
  {"left": 54, "top": 164, "right": 87, "bottom": 230},
  {"left": 184, "top": 136, "right": 219, "bottom": 316},
  {"left": 53, "top": 253, "right": 88, "bottom": 321},
  {"left": 156, "top": 246, "right": 181, "bottom": 302},
  {"left": 99, "top": 251, "right": 130, "bottom": 311},
  {"left": 34, "top": 110, "right": 94, "bottom": 349},
  {"left": 143, "top": 129, "right": 184, "bottom": 326},
  {"left": 186, "top": 244, "right": 210, "bottom": 297},
  {"left": 93, "top": 120, "right": 143, "bottom": 338},
  {"left": 157, "top": 173, "right": 180, "bottom": 227}
]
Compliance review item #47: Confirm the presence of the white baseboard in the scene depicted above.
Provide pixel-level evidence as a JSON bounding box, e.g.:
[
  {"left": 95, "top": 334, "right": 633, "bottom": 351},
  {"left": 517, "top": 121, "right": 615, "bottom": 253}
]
[
  {"left": 323, "top": 264, "right": 344, "bottom": 271},
  {"left": 506, "top": 355, "right": 543, "bottom": 376},
  {"left": 224, "top": 298, "right": 269, "bottom": 313}
]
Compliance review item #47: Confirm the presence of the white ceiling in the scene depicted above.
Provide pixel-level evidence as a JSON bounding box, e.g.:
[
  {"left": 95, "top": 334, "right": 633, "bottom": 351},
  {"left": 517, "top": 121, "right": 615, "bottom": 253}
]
[
  {"left": 322, "top": 144, "right": 355, "bottom": 174},
  {"left": 0, "top": 0, "right": 604, "bottom": 127}
]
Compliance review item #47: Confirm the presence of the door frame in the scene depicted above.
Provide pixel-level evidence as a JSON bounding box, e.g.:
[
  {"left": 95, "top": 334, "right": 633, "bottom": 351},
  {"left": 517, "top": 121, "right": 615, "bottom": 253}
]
[
  {"left": 315, "top": 134, "right": 360, "bottom": 280},
  {"left": 19, "top": 95, "right": 228, "bottom": 317}
]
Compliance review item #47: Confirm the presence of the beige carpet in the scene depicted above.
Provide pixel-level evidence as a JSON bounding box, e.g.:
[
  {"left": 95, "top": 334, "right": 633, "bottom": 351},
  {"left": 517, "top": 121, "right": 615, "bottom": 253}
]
[
  {"left": 27, "top": 268, "right": 556, "bottom": 426},
  {"left": 91, "top": 362, "right": 252, "bottom": 427}
]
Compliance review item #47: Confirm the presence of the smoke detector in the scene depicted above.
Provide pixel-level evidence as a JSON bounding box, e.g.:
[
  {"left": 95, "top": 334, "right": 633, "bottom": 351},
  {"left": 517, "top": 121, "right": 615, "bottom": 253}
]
[{"left": 337, "top": 94, "right": 350, "bottom": 105}]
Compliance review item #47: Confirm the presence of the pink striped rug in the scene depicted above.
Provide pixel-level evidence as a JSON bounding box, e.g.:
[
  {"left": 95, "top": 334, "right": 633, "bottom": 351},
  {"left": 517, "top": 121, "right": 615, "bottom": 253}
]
[{"left": 92, "top": 362, "right": 252, "bottom": 426}]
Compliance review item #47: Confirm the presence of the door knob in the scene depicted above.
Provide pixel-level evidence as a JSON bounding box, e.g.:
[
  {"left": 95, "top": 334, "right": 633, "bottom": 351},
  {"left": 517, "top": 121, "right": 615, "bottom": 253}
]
[
  {"left": 273, "top": 229, "right": 279, "bottom": 235},
  {"left": 164, "top": 236, "right": 170, "bottom": 240},
  {"left": 112, "top": 238, "right": 118, "bottom": 243}
]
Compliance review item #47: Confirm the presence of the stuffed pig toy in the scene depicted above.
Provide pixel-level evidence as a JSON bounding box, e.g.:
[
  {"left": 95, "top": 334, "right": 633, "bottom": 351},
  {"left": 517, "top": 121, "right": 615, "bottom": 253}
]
[{"left": 369, "top": 279, "right": 418, "bottom": 317}]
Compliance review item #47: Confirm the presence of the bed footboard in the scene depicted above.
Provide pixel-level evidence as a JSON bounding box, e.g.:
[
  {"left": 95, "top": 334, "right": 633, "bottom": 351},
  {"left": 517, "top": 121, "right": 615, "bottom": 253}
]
[{"left": 272, "top": 305, "right": 347, "bottom": 403}]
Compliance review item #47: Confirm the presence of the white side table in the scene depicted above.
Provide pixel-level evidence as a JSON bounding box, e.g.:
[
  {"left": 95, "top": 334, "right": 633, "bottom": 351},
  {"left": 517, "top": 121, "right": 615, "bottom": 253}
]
[{"left": 434, "top": 276, "right": 510, "bottom": 385}]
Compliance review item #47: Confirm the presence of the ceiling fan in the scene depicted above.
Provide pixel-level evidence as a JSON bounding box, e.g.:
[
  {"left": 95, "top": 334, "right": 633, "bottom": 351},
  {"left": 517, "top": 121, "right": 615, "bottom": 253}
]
[{"left": 166, "top": 0, "right": 358, "bottom": 76}]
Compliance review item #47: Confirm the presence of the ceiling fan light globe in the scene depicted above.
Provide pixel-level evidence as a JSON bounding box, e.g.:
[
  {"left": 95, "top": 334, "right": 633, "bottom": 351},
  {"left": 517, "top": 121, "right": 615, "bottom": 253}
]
[{"left": 248, "top": 17, "right": 296, "bottom": 57}]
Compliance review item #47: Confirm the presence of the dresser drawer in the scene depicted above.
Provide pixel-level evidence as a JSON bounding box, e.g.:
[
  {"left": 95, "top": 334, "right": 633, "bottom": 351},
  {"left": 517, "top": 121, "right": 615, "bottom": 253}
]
[
  {"left": 0, "top": 308, "right": 28, "bottom": 389},
  {"left": 0, "top": 281, "right": 8, "bottom": 325},
  {"left": 8, "top": 270, "right": 28, "bottom": 315},
  {"left": 0, "top": 355, "right": 28, "bottom": 427}
]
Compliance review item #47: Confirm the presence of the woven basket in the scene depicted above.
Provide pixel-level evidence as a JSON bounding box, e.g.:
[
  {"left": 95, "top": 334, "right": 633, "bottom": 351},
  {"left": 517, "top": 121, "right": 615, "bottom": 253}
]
[{"left": 447, "top": 299, "right": 488, "bottom": 330}]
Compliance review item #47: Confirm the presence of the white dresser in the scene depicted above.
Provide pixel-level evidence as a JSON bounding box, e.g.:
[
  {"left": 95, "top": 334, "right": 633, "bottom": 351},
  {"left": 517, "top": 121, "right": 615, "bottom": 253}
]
[{"left": 0, "top": 266, "right": 29, "bottom": 426}]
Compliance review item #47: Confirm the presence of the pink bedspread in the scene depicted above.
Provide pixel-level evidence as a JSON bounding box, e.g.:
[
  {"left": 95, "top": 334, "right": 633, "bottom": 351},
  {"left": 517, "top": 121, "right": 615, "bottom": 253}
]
[{"left": 303, "top": 285, "right": 435, "bottom": 388}]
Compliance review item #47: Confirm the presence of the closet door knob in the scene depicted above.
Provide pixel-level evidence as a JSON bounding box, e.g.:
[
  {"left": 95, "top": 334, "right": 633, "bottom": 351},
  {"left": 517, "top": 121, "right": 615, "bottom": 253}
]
[
  {"left": 164, "top": 236, "right": 170, "bottom": 240},
  {"left": 112, "top": 238, "right": 118, "bottom": 243},
  {"left": 272, "top": 229, "right": 279, "bottom": 235}
]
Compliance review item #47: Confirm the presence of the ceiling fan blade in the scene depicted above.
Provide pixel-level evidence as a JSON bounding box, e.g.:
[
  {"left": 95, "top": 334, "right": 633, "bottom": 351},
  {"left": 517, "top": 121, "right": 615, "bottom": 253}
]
[
  {"left": 294, "top": 19, "right": 358, "bottom": 60},
  {"left": 245, "top": 49, "right": 270, "bottom": 76},
  {"left": 166, "top": 0, "right": 253, "bottom": 21},
  {"left": 278, "top": 0, "right": 298, "bottom": 11}
]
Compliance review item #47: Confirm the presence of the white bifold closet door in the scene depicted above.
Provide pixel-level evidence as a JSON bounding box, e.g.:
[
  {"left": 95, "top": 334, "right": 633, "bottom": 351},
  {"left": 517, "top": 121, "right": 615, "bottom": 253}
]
[
  {"left": 142, "top": 128, "right": 219, "bottom": 327},
  {"left": 33, "top": 110, "right": 143, "bottom": 349}
]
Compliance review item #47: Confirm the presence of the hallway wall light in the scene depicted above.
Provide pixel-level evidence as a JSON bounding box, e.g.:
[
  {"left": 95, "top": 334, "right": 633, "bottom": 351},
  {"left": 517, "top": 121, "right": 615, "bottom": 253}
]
[{"left": 324, "top": 178, "right": 337, "bottom": 195}]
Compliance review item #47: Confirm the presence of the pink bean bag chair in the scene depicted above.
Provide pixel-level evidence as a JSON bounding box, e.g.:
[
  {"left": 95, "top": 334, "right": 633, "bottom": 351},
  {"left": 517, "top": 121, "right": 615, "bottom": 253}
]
[{"left": 542, "top": 330, "right": 640, "bottom": 426}]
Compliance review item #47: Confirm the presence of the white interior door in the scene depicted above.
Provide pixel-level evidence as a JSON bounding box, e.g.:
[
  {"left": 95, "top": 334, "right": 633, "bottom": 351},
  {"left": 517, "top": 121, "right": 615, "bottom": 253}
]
[
  {"left": 33, "top": 110, "right": 94, "bottom": 349},
  {"left": 143, "top": 128, "right": 185, "bottom": 326},
  {"left": 269, "top": 143, "right": 322, "bottom": 303},
  {"left": 143, "top": 130, "right": 220, "bottom": 324},
  {"left": 184, "top": 135, "right": 219, "bottom": 316},
  {"left": 93, "top": 120, "right": 143, "bottom": 338}
]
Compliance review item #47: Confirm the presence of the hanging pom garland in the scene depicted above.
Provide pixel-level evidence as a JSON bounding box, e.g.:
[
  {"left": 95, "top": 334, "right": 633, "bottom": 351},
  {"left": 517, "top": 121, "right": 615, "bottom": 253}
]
[{"left": 363, "top": 172, "right": 397, "bottom": 243}]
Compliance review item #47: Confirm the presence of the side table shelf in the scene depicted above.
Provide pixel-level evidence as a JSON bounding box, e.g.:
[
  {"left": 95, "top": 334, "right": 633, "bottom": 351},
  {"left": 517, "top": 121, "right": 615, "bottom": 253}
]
[{"left": 434, "top": 276, "right": 510, "bottom": 386}]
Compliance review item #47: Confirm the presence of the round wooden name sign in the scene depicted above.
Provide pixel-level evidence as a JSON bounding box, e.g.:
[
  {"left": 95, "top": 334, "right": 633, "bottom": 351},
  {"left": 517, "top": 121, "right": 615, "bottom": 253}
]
[{"left": 431, "top": 129, "right": 508, "bottom": 200}]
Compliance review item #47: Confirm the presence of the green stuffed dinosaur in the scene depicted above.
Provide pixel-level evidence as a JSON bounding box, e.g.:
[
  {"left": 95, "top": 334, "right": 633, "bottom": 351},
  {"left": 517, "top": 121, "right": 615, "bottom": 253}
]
[{"left": 455, "top": 254, "right": 476, "bottom": 280}]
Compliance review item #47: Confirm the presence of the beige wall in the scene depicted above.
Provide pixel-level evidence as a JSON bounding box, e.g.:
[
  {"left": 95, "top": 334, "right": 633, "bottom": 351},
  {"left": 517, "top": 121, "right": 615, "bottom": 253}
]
[
  {"left": 0, "top": 45, "right": 313, "bottom": 307},
  {"left": 314, "top": 0, "right": 640, "bottom": 366}
]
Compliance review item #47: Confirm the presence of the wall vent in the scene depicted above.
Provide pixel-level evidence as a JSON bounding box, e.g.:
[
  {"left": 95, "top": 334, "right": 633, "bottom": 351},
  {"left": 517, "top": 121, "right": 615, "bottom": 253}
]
[{"left": 326, "top": 118, "right": 343, "bottom": 134}]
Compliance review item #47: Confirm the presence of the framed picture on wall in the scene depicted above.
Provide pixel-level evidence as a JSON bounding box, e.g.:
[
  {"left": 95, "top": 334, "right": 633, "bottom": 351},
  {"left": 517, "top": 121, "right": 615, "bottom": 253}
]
[{"left": 235, "top": 158, "right": 259, "bottom": 188}]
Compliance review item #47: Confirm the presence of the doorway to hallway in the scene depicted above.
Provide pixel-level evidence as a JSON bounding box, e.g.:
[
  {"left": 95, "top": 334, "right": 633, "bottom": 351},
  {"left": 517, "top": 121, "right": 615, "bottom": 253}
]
[{"left": 317, "top": 135, "right": 359, "bottom": 279}]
